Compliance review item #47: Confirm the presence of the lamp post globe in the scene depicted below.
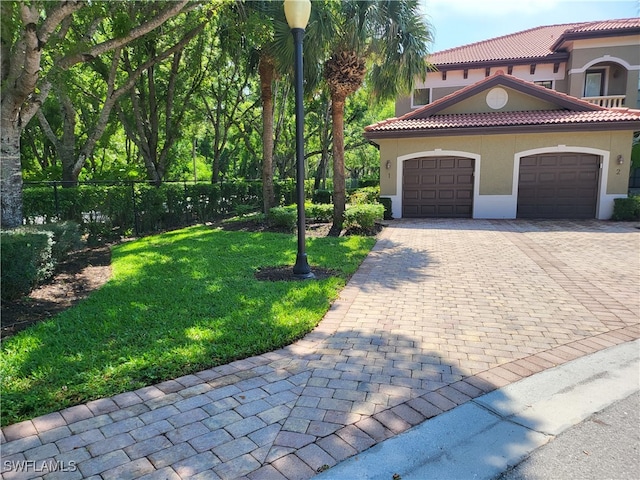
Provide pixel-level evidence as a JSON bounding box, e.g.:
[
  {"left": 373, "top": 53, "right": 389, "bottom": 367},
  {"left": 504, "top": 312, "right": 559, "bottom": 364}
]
[{"left": 285, "top": 0, "right": 314, "bottom": 279}]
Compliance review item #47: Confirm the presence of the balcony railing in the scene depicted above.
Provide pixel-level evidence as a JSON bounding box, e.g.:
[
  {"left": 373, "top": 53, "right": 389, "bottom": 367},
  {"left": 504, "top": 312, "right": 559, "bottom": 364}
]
[{"left": 582, "top": 95, "right": 626, "bottom": 108}]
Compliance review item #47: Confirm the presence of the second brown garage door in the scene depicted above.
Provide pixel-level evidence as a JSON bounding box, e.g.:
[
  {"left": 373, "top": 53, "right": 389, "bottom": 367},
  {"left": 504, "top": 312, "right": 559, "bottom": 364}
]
[
  {"left": 517, "top": 153, "right": 600, "bottom": 219},
  {"left": 403, "top": 156, "right": 474, "bottom": 218}
]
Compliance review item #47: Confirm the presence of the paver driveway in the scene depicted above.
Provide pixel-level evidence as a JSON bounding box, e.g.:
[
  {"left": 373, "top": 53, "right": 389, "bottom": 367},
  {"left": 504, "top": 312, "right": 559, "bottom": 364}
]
[{"left": 2, "top": 220, "right": 639, "bottom": 480}]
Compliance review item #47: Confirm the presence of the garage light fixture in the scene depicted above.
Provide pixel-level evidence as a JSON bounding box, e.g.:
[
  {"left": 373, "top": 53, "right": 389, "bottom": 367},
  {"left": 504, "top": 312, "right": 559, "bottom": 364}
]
[
  {"left": 617, "top": 155, "right": 624, "bottom": 165},
  {"left": 385, "top": 160, "right": 392, "bottom": 169}
]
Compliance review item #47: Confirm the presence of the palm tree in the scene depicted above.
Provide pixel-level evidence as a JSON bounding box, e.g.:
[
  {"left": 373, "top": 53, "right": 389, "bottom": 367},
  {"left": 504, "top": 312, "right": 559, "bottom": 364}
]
[
  {"left": 324, "top": 0, "right": 432, "bottom": 235},
  {"left": 245, "top": 0, "right": 332, "bottom": 215}
]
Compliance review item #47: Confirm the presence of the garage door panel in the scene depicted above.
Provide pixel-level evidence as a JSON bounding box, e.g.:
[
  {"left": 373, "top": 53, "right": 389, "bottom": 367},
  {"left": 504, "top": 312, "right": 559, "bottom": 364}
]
[
  {"left": 517, "top": 153, "right": 598, "bottom": 219},
  {"left": 421, "top": 190, "right": 436, "bottom": 200},
  {"left": 404, "top": 174, "right": 420, "bottom": 185},
  {"left": 421, "top": 159, "right": 437, "bottom": 169},
  {"left": 439, "top": 190, "right": 455, "bottom": 200},
  {"left": 539, "top": 172, "right": 557, "bottom": 182},
  {"left": 403, "top": 156, "right": 474, "bottom": 218},
  {"left": 422, "top": 175, "right": 437, "bottom": 185},
  {"left": 558, "top": 172, "right": 577, "bottom": 182},
  {"left": 439, "top": 175, "right": 455, "bottom": 185},
  {"left": 458, "top": 158, "right": 474, "bottom": 169},
  {"left": 404, "top": 190, "right": 419, "bottom": 200}
]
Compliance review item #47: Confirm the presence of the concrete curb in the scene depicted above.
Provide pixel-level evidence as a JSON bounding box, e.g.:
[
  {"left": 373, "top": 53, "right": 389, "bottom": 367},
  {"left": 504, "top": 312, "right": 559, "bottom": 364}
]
[{"left": 317, "top": 339, "right": 640, "bottom": 480}]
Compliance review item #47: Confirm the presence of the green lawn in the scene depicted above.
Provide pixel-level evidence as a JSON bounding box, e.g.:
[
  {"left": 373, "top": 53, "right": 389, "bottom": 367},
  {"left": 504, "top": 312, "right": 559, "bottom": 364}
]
[{"left": 0, "top": 225, "right": 375, "bottom": 426}]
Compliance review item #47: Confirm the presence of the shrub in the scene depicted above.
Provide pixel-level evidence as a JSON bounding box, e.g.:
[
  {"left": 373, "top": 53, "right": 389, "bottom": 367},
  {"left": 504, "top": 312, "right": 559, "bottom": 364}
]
[
  {"left": 611, "top": 196, "right": 640, "bottom": 221},
  {"left": 349, "top": 186, "right": 380, "bottom": 205},
  {"left": 1, "top": 230, "right": 54, "bottom": 301},
  {"left": 269, "top": 207, "right": 296, "bottom": 231},
  {"left": 26, "top": 221, "right": 83, "bottom": 263},
  {"left": 313, "top": 189, "right": 332, "bottom": 204},
  {"left": 379, "top": 197, "right": 393, "bottom": 220},
  {"left": 306, "top": 203, "right": 333, "bottom": 222},
  {"left": 344, "top": 203, "right": 384, "bottom": 233},
  {"left": 274, "top": 179, "right": 296, "bottom": 206},
  {"left": 358, "top": 178, "right": 379, "bottom": 188}
]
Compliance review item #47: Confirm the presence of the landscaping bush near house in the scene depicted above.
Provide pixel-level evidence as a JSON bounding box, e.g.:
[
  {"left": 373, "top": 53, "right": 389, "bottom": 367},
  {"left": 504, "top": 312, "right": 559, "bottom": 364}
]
[
  {"left": 1, "top": 230, "right": 54, "bottom": 301},
  {"left": 26, "top": 221, "right": 83, "bottom": 263},
  {"left": 306, "top": 203, "right": 333, "bottom": 222},
  {"left": 379, "top": 197, "right": 393, "bottom": 220},
  {"left": 344, "top": 203, "right": 385, "bottom": 233},
  {"left": 313, "top": 189, "right": 332, "bottom": 204},
  {"left": 269, "top": 206, "right": 297, "bottom": 231},
  {"left": 611, "top": 196, "right": 640, "bottom": 221},
  {"left": 349, "top": 186, "right": 380, "bottom": 205},
  {"left": 1, "top": 222, "right": 82, "bottom": 301},
  {"left": 357, "top": 178, "right": 380, "bottom": 188}
]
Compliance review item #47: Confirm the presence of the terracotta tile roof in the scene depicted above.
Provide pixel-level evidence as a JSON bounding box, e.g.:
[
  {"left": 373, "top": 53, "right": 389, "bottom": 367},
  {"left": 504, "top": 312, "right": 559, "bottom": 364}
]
[
  {"left": 365, "top": 109, "right": 640, "bottom": 133},
  {"left": 429, "top": 18, "right": 640, "bottom": 67},
  {"left": 563, "top": 17, "right": 640, "bottom": 34}
]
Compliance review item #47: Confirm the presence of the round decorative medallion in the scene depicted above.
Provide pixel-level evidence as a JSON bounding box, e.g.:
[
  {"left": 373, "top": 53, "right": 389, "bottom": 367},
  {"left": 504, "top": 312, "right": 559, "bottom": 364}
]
[{"left": 486, "top": 87, "right": 508, "bottom": 109}]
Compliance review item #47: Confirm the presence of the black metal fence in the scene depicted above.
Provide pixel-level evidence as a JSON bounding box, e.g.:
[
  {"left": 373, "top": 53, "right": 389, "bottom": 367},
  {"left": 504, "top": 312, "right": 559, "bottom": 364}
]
[{"left": 22, "top": 179, "right": 297, "bottom": 237}]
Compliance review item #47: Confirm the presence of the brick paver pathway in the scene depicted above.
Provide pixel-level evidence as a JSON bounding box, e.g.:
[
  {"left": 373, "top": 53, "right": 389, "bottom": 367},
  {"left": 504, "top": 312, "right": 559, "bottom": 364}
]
[{"left": 2, "top": 220, "right": 639, "bottom": 480}]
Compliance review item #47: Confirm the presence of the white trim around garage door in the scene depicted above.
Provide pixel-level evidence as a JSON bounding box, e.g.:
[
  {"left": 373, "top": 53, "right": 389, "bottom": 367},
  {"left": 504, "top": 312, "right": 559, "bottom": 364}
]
[
  {"left": 512, "top": 146, "right": 613, "bottom": 220},
  {"left": 392, "top": 150, "right": 481, "bottom": 219}
]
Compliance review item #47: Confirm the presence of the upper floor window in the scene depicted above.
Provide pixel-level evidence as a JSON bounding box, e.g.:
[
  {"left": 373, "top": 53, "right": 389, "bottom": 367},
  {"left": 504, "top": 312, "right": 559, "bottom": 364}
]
[
  {"left": 534, "top": 80, "right": 553, "bottom": 89},
  {"left": 584, "top": 69, "right": 606, "bottom": 97},
  {"left": 412, "top": 88, "right": 431, "bottom": 107}
]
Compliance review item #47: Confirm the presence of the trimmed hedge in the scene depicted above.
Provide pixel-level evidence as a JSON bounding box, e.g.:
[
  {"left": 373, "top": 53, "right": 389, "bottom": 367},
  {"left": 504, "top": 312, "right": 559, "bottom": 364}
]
[
  {"left": 344, "top": 203, "right": 385, "bottom": 233},
  {"left": 313, "top": 189, "right": 332, "bottom": 204},
  {"left": 1, "top": 230, "right": 54, "bottom": 301},
  {"left": 269, "top": 206, "right": 297, "bottom": 231},
  {"left": 1, "top": 222, "right": 83, "bottom": 301},
  {"left": 349, "top": 186, "right": 380, "bottom": 205},
  {"left": 306, "top": 203, "right": 333, "bottom": 222},
  {"left": 23, "top": 180, "right": 298, "bottom": 238},
  {"left": 611, "top": 196, "right": 640, "bottom": 221},
  {"left": 26, "top": 221, "right": 83, "bottom": 264},
  {"left": 379, "top": 197, "right": 393, "bottom": 220}
]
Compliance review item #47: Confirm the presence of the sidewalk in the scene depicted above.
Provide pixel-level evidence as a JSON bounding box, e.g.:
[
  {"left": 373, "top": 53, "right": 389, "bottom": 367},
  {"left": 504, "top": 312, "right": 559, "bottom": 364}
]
[
  {"left": 1, "top": 219, "right": 639, "bottom": 480},
  {"left": 316, "top": 339, "right": 640, "bottom": 479}
]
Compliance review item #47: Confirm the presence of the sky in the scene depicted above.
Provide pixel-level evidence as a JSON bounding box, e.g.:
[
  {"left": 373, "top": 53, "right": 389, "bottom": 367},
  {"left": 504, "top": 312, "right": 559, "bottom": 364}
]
[{"left": 421, "top": 0, "right": 640, "bottom": 52}]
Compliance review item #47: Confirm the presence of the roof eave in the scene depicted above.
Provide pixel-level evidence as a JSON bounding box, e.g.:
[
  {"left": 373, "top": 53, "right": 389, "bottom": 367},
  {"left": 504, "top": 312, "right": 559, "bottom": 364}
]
[
  {"left": 551, "top": 27, "right": 640, "bottom": 51},
  {"left": 433, "top": 52, "right": 570, "bottom": 72},
  {"left": 364, "top": 121, "right": 640, "bottom": 140}
]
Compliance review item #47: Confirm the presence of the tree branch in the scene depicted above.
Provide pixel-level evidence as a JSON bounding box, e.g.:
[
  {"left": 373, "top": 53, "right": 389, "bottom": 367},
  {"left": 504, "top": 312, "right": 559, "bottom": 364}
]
[{"left": 58, "top": 0, "right": 190, "bottom": 70}]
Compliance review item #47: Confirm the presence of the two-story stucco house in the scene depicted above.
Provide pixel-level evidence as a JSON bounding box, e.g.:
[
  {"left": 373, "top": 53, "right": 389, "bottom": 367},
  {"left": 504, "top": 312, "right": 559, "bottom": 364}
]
[{"left": 365, "top": 18, "right": 640, "bottom": 219}]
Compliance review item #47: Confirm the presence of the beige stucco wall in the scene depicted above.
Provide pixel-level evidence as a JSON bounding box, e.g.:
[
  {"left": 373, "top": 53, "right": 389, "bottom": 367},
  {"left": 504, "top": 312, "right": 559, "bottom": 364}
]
[
  {"left": 567, "top": 39, "right": 640, "bottom": 107},
  {"left": 438, "top": 87, "right": 560, "bottom": 114},
  {"left": 378, "top": 130, "right": 634, "bottom": 198}
]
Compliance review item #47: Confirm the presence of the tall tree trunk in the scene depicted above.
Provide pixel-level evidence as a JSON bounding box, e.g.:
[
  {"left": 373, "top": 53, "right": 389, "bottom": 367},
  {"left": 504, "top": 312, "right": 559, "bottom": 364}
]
[
  {"left": 329, "top": 97, "right": 346, "bottom": 236},
  {"left": 259, "top": 55, "right": 276, "bottom": 214},
  {"left": 0, "top": 117, "right": 23, "bottom": 228},
  {"left": 314, "top": 101, "right": 332, "bottom": 190},
  {"left": 324, "top": 51, "right": 366, "bottom": 236}
]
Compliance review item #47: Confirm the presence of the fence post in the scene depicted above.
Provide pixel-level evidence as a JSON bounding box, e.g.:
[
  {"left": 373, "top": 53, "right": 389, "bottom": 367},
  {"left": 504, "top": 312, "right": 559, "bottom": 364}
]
[
  {"left": 53, "top": 182, "right": 59, "bottom": 220},
  {"left": 131, "top": 182, "right": 139, "bottom": 236}
]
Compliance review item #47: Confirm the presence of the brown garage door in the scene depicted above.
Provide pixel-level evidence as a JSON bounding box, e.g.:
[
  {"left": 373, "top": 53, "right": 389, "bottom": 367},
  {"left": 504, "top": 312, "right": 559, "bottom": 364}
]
[
  {"left": 403, "top": 156, "right": 474, "bottom": 218},
  {"left": 517, "top": 153, "right": 599, "bottom": 219}
]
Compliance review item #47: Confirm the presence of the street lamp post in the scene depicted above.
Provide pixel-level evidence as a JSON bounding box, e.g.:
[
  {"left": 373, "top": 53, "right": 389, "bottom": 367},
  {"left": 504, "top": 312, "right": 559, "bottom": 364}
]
[{"left": 284, "top": 0, "right": 314, "bottom": 279}]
